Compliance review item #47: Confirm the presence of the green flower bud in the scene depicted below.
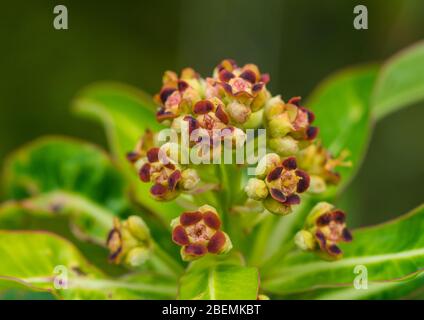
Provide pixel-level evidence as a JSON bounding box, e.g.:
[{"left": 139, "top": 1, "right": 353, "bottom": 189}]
[
  {"left": 227, "top": 101, "right": 251, "bottom": 124},
  {"left": 107, "top": 216, "right": 152, "bottom": 267},
  {"left": 268, "top": 136, "right": 299, "bottom": 157},
  {"left": 298, "top": 202, "right": 353, "bottom": 260},
  {"left": 180, "top": 168, "right": 200, "bottom": 191},
  {"left": 245, "top": 178, "right": 268, "bottom": 200},
  {"left": 125, "top": 247, "right": 151, "bottom": 267},
  {"left": 268, "top": 113, "right": 293, "bottom": 137},
  {"left": 294, "top": 230, "right": 316, "bottom": 251}
]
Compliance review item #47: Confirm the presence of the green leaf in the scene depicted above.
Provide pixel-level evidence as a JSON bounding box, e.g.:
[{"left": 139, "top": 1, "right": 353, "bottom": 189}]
[
  {"left": 1, "top": 137, "right": 128, "bottom": 243},
  {"left": 72, "top": 82, "right": 184, "bottom": 224},
  {"left": 373, "top": 40, "right": 424, "bottom": 119},
  {"left": 307, "top": 66, "right": 379, "bottom": 194},
  {"left": 314, "top": 271, "right": 424, "bottom": 300},
  {"left": 0, "top": 230, "right": 177, "bottom": 299},
  {"left": 262, "top": 204, "right": 424, "bottom": 295},
  {"left": 179, "top": 254, "right": 259, "bottom": 300},
  {"left": 0, "top": 278, "right": 56, "bottom": 300}
]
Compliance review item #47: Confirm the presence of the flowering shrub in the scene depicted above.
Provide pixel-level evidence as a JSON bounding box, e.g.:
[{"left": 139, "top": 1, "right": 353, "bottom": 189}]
[{"left": 0, "top": 41, "right": 423, "bottom": 300}]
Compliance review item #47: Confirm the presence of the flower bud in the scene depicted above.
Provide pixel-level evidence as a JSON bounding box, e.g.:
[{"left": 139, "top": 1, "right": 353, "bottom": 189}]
[
  {"left": 180, "top": 168, "right": 200, "bottom": 191},
  {"left": 269, "top": 136, "right": 299, "bottom": 157},
  {"left": 171, "top": 205, "right": 232, "bottom": 261},
  {"left": 227, "top": 101, "right": 251, "bottom": 124},
  {"left": 154, "top": 68, "right": 203, "bottom": 122},
  {"left": 264, "top": 96, "right": 318, "bottom": 156},
  {"left": 138, "top": 146, "right": 200, "bottom": 201},
  {"left": 296, "top": 202, "right": 353, "bottom": 259},
  {"left": 245, "top": 178, "right": 268, "bottom": 200},
  {"left": 107, "top": 216, "right": 152, "bottom": 267},
  {"left": 294, "top": 230, "right": 316, "bottom": 251}
]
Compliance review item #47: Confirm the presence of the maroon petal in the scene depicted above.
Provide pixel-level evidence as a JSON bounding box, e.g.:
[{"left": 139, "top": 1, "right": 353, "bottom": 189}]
[
  {"left": 215, "top": 105, "right": 229, "bottom": 124},
  {"left": 193, "top": 100, "right": 214, "bottom": 114},
  {"left": 168, "top": 170, "right": 182, "bottom": 190},
  {"left": 147, "top": 147, "right": 160, "bottom": 162},
  {"left": 184, "top": 244, "right": 207, "bottom": 256},
  {"left": 267, "top": 166, "right": 283, "bottom": 182},
  {"left": 316, "top": 213, "right": 331, "bottom": 226},
  {"left": 218, "top": 70, "right": 235, "bottom": 82},
  {"left": 315, "top": 231, "right": 326, "bottom": 247},
  {"left": 183, "top": 115, "right": 200, "bottom": 134},
  {"left": 282, "top": 157, "right": 297, "bottom": 170},
  {"left": 295, "top": 170, "right": 310, "bottom": 193},
  {"left": 239, "top": 70, "right": 257, "bottom": 84},
  {"left": 218, "top": 82, "right": 233, "bottom": 95},
  {"left": 178, "top": 80, "right": 189, "bottom": 92},
  {"left": 139, "top": 163, "right": 151, "bottom": 182},
  {"left": 203, "top": 211, "right": 221, "bottom": 230},
  {"left": 306, "top": 126, "right": 319, "bottom": 140},
  {"left": 288, "top": 96, "right": 301, "bottom": 106},
  {"left": 207, "top": 231, "right": 226, "bottom": 253},
  {"left": 108, "top": 246, "right": 122, "bottom": 262},
  {"left": 270, "top": 188, "right": 287, "bottom": 203},
  {"left": 172, "top": 225, "right": 190, "bottom": 245},
  {"left": 260, "top": 73, "right": 270, "bottom": 84},
  {"left": 331, "top": 210, "right": 346, "bottom": 223},
  {"left": 180, "top": 211, "right": 203, "bottom": 226},
  {"left": 159, "top": 87, "right": 176, "bottom": 104},
  {"left": 150, "top": 183, "right": 167, "bottom": 196},
  {"left": 126, "top": 151, "right": 140, "bottom": 163},
  {"left": 106, "top": 228, "right": 120, "bottom": 246},
  {"left": 156, "top": 109, "right": 177, "bottom": 122},
  {"left": 252, "top": 83, "right": 264, "bottom": 93},
  {"left": 165, "top": 163, "right": 176, "bottom": 170},
  {"left": 327, "top": 244, "right": 342, "bottom": 256},
  {"left": 342, "top": 228, "right": 353, "bottom": 242},
  {"left": 283, "top": 194, "right": 300, "bottom": 205},
  {"left": 300, "top": 107, "right": 315, "bottom": 123}
]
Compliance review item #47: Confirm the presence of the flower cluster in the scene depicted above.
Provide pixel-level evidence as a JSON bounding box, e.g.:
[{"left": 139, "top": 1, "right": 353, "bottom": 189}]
[
  {"left": 295, "top": 202, "right": 352, "bottom": 259},
  {"left": 171, "top": 205, "right": 232, "bottom": 261},
  {"left": 207, "top": 59, "right": 271, "bottom": 126},
  {"left": 245, "top": 153, "right": 310, "bottom": 215},
  {"left": 264, "top": 96, "right": 318, "bottom": 156},
  {"left": 107, "top": 216, "right": 152, "bottom": 267},
  {"left": 120, "top": 59, "right": 352, "bottom": 264},
  {"left": 137, "top": 145, "right": 200, "bottom": 201}
]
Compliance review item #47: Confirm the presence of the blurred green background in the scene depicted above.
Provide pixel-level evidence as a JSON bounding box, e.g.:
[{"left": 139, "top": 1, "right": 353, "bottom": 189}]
[{"left": 0, "top": 0, "right": 423, "bottom": 227}]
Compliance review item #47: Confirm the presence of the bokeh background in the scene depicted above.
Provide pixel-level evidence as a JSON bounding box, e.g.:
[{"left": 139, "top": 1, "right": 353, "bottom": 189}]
[{"left": 1, "top": 0, "right": 423, "bottom": 227}]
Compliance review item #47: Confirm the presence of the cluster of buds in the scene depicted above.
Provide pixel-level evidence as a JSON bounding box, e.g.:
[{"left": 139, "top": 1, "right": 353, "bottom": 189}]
[
  {"left": 137, "top": 145, "right": 200, "bottom": 201},
  {"left": 297, "top": 142, "right": 351, "bottom": 193},
  {"left": 171, "top": 205, "right": 232, "bottom": 261},
  {"left": 172, "top": 97, "right": 246, "bottom": 156},
  {"left": 295, "top": 202, "right": 353, "bottom": 259},
  {"left": 245, "top": 153, "right": 310, "bottom": 215},
  {"left": 107, "top": 216, "right": 152, "bottom": 267},
  {"left": 206, "top": 59, "right": 271, "bottom": 126},
  {"left": 154, "top": 68, "right": 203, "bottom": 123},
  {"left": 264, "top": 96, "right": 318, "bottom": 156}
]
